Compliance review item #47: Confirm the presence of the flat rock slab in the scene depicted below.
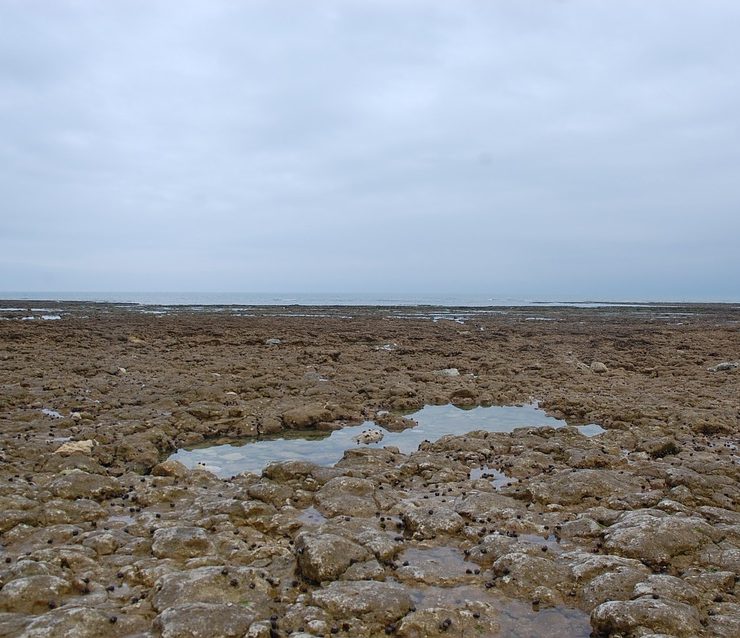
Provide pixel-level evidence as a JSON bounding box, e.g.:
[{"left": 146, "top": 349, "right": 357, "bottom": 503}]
[
  {"left": 154, "top": 602, "right": 255, "bottom": 638},
  {"left": 312, "top": 580, "right": 413, "bottom": 624}
]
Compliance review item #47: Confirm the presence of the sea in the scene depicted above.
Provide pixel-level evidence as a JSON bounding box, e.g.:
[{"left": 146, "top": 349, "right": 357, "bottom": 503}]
[{"left": 0, "top": 291, "right": 705, "bottom": 308}]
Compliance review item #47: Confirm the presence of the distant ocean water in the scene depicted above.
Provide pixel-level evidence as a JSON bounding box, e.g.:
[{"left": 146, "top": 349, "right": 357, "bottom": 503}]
[{"left": 0, "top": 291, "right": 711, "bottom": 307}]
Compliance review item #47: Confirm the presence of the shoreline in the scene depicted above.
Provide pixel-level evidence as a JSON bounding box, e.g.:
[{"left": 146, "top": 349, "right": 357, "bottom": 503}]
[{"left": 0, "top": 306, "right": 737, "bottom": 636}]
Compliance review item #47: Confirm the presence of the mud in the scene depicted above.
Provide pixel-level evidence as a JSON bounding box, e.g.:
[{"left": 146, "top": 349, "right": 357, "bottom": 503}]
[{"left": 0, "top": 301, "right": 737, "bottom": 637}]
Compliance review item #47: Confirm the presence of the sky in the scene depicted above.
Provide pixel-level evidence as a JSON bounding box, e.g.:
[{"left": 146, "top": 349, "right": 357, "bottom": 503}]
[{"left": 1, "top": 0, "right": 739, "bottom": 300}]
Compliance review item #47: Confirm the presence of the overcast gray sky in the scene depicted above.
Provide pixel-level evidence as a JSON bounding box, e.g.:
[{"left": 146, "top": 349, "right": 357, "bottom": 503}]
[{"left": 1, "top": 0, "right": 738, "bottom": 300}]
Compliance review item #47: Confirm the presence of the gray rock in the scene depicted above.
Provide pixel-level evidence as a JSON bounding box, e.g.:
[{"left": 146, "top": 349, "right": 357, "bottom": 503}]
[
  {"left": 492, "top": 552, "right": 569, "bottom": 595},
  {"left": 152, "top": 566, "right": 273, "bottom": 612},
  {"left": 47, "top": 471, "right": 125, "bottom": 501},
  {"left": 18, "top": 607, "right": 114, "bottom": 638},
  {"left": 312, "top": 580, "right": 412, "bottom": 624},
  {"left": 401, "top": 506, "right": 465, "bottom": 540},
  {"left": 152, "top": 460, "right": 190, "bottom": 477},
  {"left": 0, "top": 576, "right": 71, "bottom": 614},
  {"left": 315, "top": 476, "right": 377, "bottom": 517},
  {"left": 590, "top": 597, "right": 702, "bottom": 638},
  {"left": 295, "top": 532, "right": 369, "bottom": 582},
  {"left": 632, "top": 575, "right": 701, "bottom": 605},
  {"left": 397, "top": 604, "right": 499, "bottom": 637},
  {"left": 282, "top": 404, "right": 333, "bottom": 428},
  {"left": 590, "top": 361, "right": 608, "bottom": 373},
  {"left": 603, "top": 510, "right": 716, "bottom": 566},
  {"left": 707, "top": 361, "right": 738, "bottom": 372},
  {"left": 154, "top": 602, "right": 255, "bottom": 638},
  {"left": 152, "top": 527, "right": 215, "bottom": 560}
]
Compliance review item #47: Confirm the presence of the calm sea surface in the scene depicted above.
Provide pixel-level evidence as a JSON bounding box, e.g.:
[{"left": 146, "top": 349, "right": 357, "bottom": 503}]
[{"left": 0, "top": 291, "right": 682, "bottom": 307}]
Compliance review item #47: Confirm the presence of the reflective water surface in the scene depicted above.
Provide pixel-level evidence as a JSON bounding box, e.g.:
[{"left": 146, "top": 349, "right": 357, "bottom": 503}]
[{"left": 169, "top": 403, "right": 604, "bottom": 478}]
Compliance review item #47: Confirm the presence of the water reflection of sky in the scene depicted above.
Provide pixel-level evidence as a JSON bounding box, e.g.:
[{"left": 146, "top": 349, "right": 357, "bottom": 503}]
[{"left": 169, "top": 403, "right": 604, "bottom": 478}]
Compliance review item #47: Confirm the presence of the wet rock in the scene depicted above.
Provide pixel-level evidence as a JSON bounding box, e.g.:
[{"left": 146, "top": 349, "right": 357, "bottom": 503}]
[
  {"left": 438, "top": 368, "right": 460, "bottom": 377},
  {"left": 580, "top": 564, "right": 653, "bottom": 608},
  {"left": 295, "top": 532, "right": 369, "bottom": 582},
  {"left": 353, "top": 429, "right": 384, "bottom": 444},
  {"left": 152, "top": 527, "right": 215, "bottom": 560},
  {"left": 632, "top": 575, "right": 701, "bottom": 605},
  {"left": 315, "top": 476, "right": 377, "bottom": 517},
  {"left": 152, "top": 460, "right": 190, "bottom": 477},
  {"left": 47, "top": 470, "right": 125, "bottom": 501},
  {"left": 39, "top": 498, "right": 105, "bottom": 525},
  {"left": 151, "top": 566, "right": 272, "bottom": 611},
  {"left": 603, "top": 510, "right": 717, "bottom": 567},
  {"left": 401, "top": 505, "right": 465, "bottom": 539},
  {"left": 282, "top": 404, "right": 333, "bottom": 429},
  {"left": 590, "top": 362, "right": 608, "bottom": 373},
  {"left": 453, "top": 490, "right": 523, "bottom": 519},
  {"left": 591, "top": 597, "right": 702, "bottom": 637},
  {"left": 707, "top": 361, "right": 738, "bottom": 372},
  {"left": 395, "top": 548, "right": 472, "bottom": 587},
  {"left": 154, "top": 602, "right": 255, "bottom": 638},
  {"left": 705, "top": 604, "right": 740, "bottom": 638},
  {"left": 246, "top": 481, "right": 293, "bottom": 508},
  {"left": 312, "top": 580, "right": 412, "bottom": 624},
  {"left": 0, "top": 575, "right": 71, "bottom": 614},
  {"left": 17, "top": 606, "right": 118, "bottom": 638},
  {"left": 492, "top": 552, "right": 569, "bottom": 596},
  {"left": 397, "top": 604, "right": 498, "bottom": 637},
  {"left": 526, "top": 469, "right": 641, "bottom": 506},
  {"left": 53, "top": 439, "right": 95, "bottom": 455},
  {"left": 558, "top": 516, "right": 603, "bottom": 539},
  {"left": 340, "top": 559, "right": 385, "bottom": 581}
]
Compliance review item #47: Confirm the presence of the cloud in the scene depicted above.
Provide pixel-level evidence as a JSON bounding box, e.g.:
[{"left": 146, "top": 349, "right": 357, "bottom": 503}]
[{"left": 1, "top": 0, "right": 739, "bottom": 299}]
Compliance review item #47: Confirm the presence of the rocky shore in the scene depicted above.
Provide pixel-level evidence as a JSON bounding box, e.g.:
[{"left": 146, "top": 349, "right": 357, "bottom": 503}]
[{"left": 0, "top": 302, "right": 737, "bottom": 637}]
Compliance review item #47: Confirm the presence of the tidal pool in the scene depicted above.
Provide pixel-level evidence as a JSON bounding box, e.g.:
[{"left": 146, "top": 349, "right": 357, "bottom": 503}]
[{"left": 169, "top": 403, "right": 604, "bottom": 478}]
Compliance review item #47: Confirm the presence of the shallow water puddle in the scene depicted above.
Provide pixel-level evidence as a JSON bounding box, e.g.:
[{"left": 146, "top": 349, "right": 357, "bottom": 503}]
[
  {"left": 169, "top": 403, "right": 604, "bottom": 478},
  {"left": 469, "top": 466, "right": 517, "bottom": 488}
]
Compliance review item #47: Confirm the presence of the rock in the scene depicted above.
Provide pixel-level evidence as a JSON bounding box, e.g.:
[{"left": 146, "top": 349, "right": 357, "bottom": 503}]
[
  {"left": 47, "top": 470, "right": 125, "bottom": 501},
  {"left": 707, "top": 361, "right": 738, "bottom": 372},
  {"left": 53, "top": 440, "right": 95, "bottom": 455},
  {"left": 315, "top": 477, "right": 377, "bottom": 517},
  {"left": 395, "top": 548, "right": 472, "bottom": 587},
  {"left": 590, "top": 362, "right": 608, "bottom": 373},
  {"left": 340, "top": 559, "right": 385, "bottom": 581},
  {"left": 397, "top": 604, "right": 498, "bottom": 637},
  {"left": 152, "top": 527, "right": 215, "bottom": 560},
  {"left": 265, "top": 338, "right": 282, "bottom": 345},
  {"left": 438, "top": 368, "right": 460, "bottom": 377},
  {"left": 632, "top": 575, "right": 701, "bottom": 606},
  {"left": 527, "top": 469, "right": 641, "bottom": 506},
  {"left": 580, "top": 565, "right": 653, "bottom": 608},
  {"left": 312, "top": 580, "right": 412, "bottom": 624},
  {"left": 400, "top": 506, "right": 465, "bottom": 539},
  {"left": 282, "top": 404, "right": 333, "bottom": 429},
  {"left": 558, "top": 516, "right": 603, "bottom": 539},
  {"left": 492, "top": 552, "right": 569, "bottom": 595},
  {"left": 17, "top": 607, "right": 116, "bottom": 638},
  {"left": 590, "top": 597, "right": 702, "bottom": 637},
  {"left": 152, "top": 460, "right": 190, "bottom": 477},
  {"left": 152, "top": 566, "right": 273, "bottom": 612},
  {"left": 705, "top": 604, "right": 740, "bottom": 638},
  {"left": 295, "top": 532, "right": 369, "bottom": 582},
  {"left": 0, "top": 576, "right": 71, "bottom": 614},
  {"left": 353, "top": 429, "right": 384, "bottom": 444},
  {"left": 154, "top": 602, "right": 255, "bottom": 638},
  {"left": 603, "top": 510, "right": 717, "bottom": 567}
]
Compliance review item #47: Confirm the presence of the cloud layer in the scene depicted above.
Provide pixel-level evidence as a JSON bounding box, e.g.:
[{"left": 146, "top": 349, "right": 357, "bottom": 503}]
[{"left": 1, "top": 0, "right": 739, "bottom": 299}]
